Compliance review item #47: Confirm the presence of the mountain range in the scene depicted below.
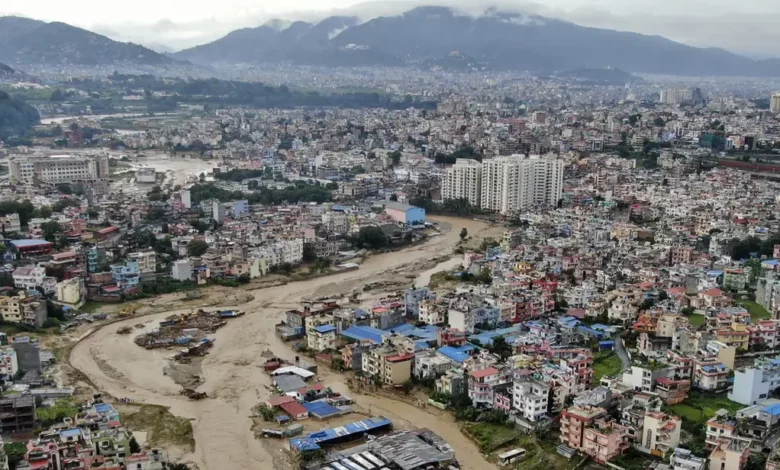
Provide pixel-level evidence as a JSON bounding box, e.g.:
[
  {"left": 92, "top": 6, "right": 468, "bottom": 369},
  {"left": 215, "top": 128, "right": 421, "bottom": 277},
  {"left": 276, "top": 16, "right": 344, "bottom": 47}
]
[
  {"left": 0, "top": 16, "right": 175, "bottom": 67},
  {"left": 2, "top": 7, "right": 780, "bottom": 76},
  {"left": 176, "top": 6, "right": 780, "bottom": 76}
]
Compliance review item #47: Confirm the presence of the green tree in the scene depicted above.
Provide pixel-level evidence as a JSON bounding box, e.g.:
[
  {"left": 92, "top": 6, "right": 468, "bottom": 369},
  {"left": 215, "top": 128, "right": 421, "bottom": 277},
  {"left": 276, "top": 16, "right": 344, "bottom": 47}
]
[
  {"left": 388, "top": 150, "right": 402, "bottom": 167},
  {"left": 355, "top": 226, "right": 388, "bottom": 249},
  {"left": 41, "top": 221, "right": 63, "bottom": 243},
  {"left": 459, "top": 228, "right": 468, "bottom": 241},
  {"left": 129, "top": 436, "right": 141, "bottom": 454},
  {"left": 487, "top": 336, "right": 513, "bottom": 361},
  {"left": 187, "top": 239, "right": 209, "bottom": 257}
]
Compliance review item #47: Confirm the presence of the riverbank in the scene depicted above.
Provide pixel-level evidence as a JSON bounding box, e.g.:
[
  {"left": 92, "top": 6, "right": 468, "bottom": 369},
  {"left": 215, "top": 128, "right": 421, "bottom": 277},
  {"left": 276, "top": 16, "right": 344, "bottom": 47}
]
[{"left": 68, "top": 216, "right": 503, "bottom": 470}]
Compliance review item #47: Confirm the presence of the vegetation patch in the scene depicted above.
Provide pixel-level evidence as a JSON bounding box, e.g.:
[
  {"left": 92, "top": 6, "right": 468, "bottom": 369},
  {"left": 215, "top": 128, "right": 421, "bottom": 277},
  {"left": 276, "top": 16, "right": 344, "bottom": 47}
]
[
  {"left": 462, "top": 422, "right": 519, "bottom": 453},
  {"left": 123, "top": 405, "right": 195, "bottom": 451},
  {"left": 737, "top": 300, "right": 771, "bottom": 321},
  {"left": 593, "top": 351, "right": 622, "bottom": 382},
  {"left": 688, "top": 314, "right": 707, "bottom": 327},
  {"left": 664, "top": 391, "right": 742, "bottom": 427}
]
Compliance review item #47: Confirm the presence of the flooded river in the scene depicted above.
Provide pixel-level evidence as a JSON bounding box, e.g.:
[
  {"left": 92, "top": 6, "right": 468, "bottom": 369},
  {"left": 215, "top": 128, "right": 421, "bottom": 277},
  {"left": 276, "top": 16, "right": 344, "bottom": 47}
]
[{"left": 70, "top": 216, "right": 499, "bottom": 470}]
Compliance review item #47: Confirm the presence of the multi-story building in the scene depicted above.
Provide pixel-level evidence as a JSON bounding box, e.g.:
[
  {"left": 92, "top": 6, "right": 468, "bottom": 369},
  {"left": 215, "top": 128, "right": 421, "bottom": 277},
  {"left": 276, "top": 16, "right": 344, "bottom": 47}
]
[
  {"left": 0, "top": 348, "right": 18, "bottom": 383},
  {"left": 728, "top": 356, "right": 780, "bottom": 405},
  {"left": 442, "top": 158, "right": 482, "bottom": 207},
  {"left": 559, "top": 405, "right": 607, "bottom": 451},
  {"left": 693, "top": 360, "right": 730, "bottom": 391},
  {"left": 0, "top": 395, "right": 35, "bottom": 434},
  {"left": 671, "top": 447, "right": 707, "bottom": 470},
  {"left": 771, "top": 92, "right": 780, "bottom": 113},
  {"left": 127, "top": 251, "right": 157, "bottom": 274},
  {"left": 111, "top": 261, "right": 140, "bottom": 288},
  {"left": 361, "top": 347, "right": 413, "bottom": 386},
  {"left": 170, "top": 259, "right": 193, "bottom": 281},
  {"left": 12, "top": 266, "right": 56, "bottom": 294},
  {"left": 0, "top": 293, "right": 48, "bottom": 328},
  {"left": 708, "top": 437, "right": 750, "bottom": 470},
  {"left": 639, "top": 411, "right": 681, "bottom": 458},
  {"left": 419, "top": 300, "right": 446, "bottom": 325},
  {"left": 0, "top": 213, "right": 21, "bottom": 234},
  {"left": 436, "top": 368, "right": 469, "bottom": 398},
  {"left": 512, "top": 379, "right": 550, "bottom": 422},
  {"left": 468, "top": 367, "right": 505, "bottom": 407},
  {"left": 479, "top": 155, "right": 564, "bottom": 215},
  {"left": 582, "top": 419, "right": 630, "bottom": 463},
  {"left": 213, "top": 201, "right": 226, "bottom": 223},
  {"left": 448, "top": 303, "right": 501, "bottom": 334},
  {"left": 9, "top": 153, "right": 110, "bottom": 187},
  {"left": 307, "top": 325, "right": 337, "bottom": 352}
]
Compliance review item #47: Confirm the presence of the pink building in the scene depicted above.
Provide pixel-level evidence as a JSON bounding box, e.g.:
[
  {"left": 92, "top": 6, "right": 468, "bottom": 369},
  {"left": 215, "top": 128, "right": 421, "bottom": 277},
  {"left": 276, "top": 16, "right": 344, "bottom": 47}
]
[{"left": 583, "top": 419, "right": 630, "bottom": 463}]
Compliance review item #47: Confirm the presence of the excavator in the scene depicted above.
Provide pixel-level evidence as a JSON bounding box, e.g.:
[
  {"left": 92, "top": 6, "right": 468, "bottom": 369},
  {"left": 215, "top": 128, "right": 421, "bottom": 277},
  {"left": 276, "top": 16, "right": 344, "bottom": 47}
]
[{"left": 118, "top": 304, "right": 138, "bottom": 318}]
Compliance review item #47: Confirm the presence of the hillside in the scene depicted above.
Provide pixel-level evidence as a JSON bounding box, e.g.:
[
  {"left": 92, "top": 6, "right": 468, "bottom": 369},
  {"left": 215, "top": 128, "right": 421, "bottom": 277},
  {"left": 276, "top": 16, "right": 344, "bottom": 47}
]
[
  {"left": 557, "top": 67, "right": 643, "bottom": 85},
  {"left": 0, "top": 91, "right": 40, "bottom": 138},
  {"left": 0, "top": 17, "right": 175, "bottom": 66},
  {"left": 0, "top": 63, "right": 15, "bottom": 75},
  {"left": 176, "top": 6, "right": 780, "bottom": 76}
]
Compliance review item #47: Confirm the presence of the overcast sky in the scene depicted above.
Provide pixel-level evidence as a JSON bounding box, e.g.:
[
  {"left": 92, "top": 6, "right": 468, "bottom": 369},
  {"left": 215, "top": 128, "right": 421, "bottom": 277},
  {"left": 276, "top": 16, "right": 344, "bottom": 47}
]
[{"left": 2, "top": 0, "right": 778, "bottom": 57}]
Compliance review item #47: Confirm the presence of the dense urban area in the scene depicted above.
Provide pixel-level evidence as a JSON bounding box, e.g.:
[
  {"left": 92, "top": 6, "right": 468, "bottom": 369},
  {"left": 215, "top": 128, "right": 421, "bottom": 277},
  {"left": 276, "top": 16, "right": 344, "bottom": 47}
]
[{"left": 2, "top": 5, "right": 780, "bottom": 470}]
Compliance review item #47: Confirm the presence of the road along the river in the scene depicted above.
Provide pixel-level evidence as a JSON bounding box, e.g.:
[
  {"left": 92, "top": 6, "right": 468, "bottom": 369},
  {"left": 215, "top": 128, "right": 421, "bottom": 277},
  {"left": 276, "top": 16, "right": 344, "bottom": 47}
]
[{"left": 70, "top": 216, "right": 499, "bottom": 470}]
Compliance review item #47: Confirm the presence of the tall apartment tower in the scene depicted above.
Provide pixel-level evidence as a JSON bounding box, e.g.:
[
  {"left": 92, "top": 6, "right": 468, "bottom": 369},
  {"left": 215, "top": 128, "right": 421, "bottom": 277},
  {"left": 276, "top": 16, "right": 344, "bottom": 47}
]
[
  {"left": 771, "top": 93, "right": 780, "bottom": 113},
  {"left": 480, "top": 155, "right": 564, "bottom": 215},
  {"left": 442, "top": 158, "right": 482, "bottom": 207}
]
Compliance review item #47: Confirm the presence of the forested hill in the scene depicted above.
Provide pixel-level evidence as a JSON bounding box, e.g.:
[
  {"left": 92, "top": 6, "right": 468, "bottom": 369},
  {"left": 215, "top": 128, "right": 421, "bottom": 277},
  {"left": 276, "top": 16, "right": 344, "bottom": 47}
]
[{"left": 0, "top": 91, "right": 40, "bottom": 138}]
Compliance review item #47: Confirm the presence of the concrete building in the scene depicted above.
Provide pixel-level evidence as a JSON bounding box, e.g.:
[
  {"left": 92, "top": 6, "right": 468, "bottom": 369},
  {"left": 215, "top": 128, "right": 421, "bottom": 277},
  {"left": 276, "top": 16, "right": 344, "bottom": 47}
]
[
  {"left": 559, "top": 405, "right": 607, "bottom": 451},
  {"left": 708, "top": 437, "right": 750, "bottom": 470},
  {"left": 137, "top": 167, "right": 156, "bottom": 183},
  {"left": 361, "top": 347, "right": 413, "bottom": 385},
  {"left": 582, "top": 419, "right": 630, "bottom": 463},
  {"left": 771, "top": 93, "right": 780, "bottom": 113},
  {"left": 10, "top": 337, "right": 41, "bottom": 372},
  {"left": 0, "top": 348, "right": 19, "bottom": 383},
  {"left": 480, "top": 155, "right": 564, "bottom": 215},
  {"left": 728, "top": 356, "right": 780, "bottom": 405},
  {"left": 0, "top": 395, "right": 35, "bottom": 434},
  {"left": 671, "top": 448, "right": 707, "bottom": 470},
  {"left": 171, "top": 259, "right": 193, "bottom": 281},
  {"left": 307, "top": 325, "right": 337, "bottom": 352},
  {"left": 55, "top": 277, "right": 83, "bottom": 304},
  {"left": 442, "top": 158, "right": 482, "bottom": 207},
  {"left": 0, "top": 294, "right": 47, "bottom": 328},
  {"left": 127, "top": 251, "right": 157, "bottom": 274},
  {"left": 232, "top": 200, "right": 249, "bottom": 217},
  {"left": 213, "top": 201, "right": 227, "bottom": 223},
  {"left": 448, "top": 304, "right": 501, "bottom": 334},
  {"left": 9, "top": 153, "right": 109, "bottom": 187},
  {"left": 512, "top": 379, "right": 550, "bottom": 422},
  {"left": 12, "top": 266, "right": 56, "bottom": 294},
  {"left": 0, "top": 213, "right": 21, "bottom": 234},
  {"left": 384, "top": 202, "right": 425, "bottom": 225},
  {"left": 180, "top": 189, "right": 192, "bottom": 209},
  {"left": 640, "top": 411, "right": 681, "bottom": 458},
  {"left": 111, "top": 261, "right": 140, "bottom": 288}
]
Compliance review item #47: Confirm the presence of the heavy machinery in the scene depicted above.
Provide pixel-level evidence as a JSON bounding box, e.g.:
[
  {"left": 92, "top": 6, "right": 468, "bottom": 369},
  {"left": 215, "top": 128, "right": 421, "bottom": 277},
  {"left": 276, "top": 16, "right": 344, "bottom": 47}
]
[{"left": 118, "top": 305, "right": 138, "bottom": 318}]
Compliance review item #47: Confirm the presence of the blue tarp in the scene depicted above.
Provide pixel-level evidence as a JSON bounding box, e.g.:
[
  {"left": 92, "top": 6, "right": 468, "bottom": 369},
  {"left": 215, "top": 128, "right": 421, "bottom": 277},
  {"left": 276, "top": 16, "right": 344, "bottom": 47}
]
[
  {"left": 302, "top": 401, "right": 341, "bottom": 418},
  {"left": 313, "top": 325, "right": 337, "bottom": 334},
  {"left": 438, "top": 345, "right": 474, "bottom": 363},
  {"left": 289, "top": 417, "right": 392, "bottom": 451}
]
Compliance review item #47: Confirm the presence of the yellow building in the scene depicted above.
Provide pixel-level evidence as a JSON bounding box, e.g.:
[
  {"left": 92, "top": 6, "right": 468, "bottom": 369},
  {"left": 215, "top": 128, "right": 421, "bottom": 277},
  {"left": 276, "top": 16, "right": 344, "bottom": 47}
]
[
  {"left": 716, "top": 323, "right": 750, "bottom": 350},
  {"left": 361, "top": 347, "right": 413, "bottom": 385}
]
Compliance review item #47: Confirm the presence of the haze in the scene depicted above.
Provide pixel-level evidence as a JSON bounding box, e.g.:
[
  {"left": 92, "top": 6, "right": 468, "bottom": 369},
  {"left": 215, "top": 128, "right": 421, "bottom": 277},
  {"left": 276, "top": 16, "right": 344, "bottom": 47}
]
[{"left": 1, "top": 0, "right": 778, "bottom": 57}]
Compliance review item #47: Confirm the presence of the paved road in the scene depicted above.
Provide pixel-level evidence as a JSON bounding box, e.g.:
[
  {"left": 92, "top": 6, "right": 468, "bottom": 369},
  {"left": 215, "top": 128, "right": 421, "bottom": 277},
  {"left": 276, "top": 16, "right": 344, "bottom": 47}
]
[{"left": 614, "top": 333, "right": 632, "bottom": 371}]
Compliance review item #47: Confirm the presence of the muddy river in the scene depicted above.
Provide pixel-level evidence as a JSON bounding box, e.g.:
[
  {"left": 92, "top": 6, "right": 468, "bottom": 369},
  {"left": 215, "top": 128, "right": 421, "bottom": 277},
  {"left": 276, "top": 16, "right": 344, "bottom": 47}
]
[{"left": 70, "top": 216, "right": 499, "bottom": 470}]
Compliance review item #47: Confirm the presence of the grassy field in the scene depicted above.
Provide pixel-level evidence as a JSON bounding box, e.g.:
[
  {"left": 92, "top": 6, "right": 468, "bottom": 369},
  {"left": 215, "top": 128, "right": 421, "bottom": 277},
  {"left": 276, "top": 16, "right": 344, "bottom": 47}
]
[
  {"left": 463, "top": 422, "right": 519, "bottom": 453},
  {"left": 688, "top": 314, "right": 707, "bottom": 327},
  {"left": 511, "top": 434, "right": 580, "bottom": 470},
  {"left": 664, "top": 391, "right": 742, "bottom": 427},
  {"left": 737, "top": 300, "right": 771, "bottom": 321},
  {"left": 593, "top": 351, "right": 623, "bottom": 382}
]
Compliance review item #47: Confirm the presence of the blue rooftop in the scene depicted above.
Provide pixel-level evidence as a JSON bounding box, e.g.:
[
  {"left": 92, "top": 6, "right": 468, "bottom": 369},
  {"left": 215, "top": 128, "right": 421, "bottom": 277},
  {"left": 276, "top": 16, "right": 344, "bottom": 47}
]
[
  {"left": 341, "top": 326, "right": 388, "bottom": 345},
  {"left": 438, "top": 345, "right": 474, "bottom": 363},
  {"left": 289, "top": 417, "right": 392, "bottom": 451},
  {"left": 762, "top": 404, "right": 780, "bottom": 416},
  {"left": 313, "top": 325, "right": 337, "bottom": 334},
  {"left": 93, "top": 403, "right": 114, "bottom": 414},
  {"left": 468, "top": 325, "right": 523, "bottom": 346},
  {"left": 60, "top": 429, "right": 81, "bottom": 438}
]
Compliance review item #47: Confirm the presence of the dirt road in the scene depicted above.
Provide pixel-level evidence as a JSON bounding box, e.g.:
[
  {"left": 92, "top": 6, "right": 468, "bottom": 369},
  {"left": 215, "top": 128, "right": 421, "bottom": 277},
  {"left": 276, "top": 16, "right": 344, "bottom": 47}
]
[{"left": 69, "top": 216, "right": 500, "bottom": 470}]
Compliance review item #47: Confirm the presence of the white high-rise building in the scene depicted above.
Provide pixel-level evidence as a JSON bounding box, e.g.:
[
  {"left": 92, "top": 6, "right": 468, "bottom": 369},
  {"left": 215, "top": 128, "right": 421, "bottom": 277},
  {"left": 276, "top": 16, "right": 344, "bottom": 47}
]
[
  {"left": 480, "top": 155, "right": 564, "bottom": 215},
  {"left": 441, "top": 158, "right": 482, "bottom": 206},
  {"left": 180, "top": 190, "right": 192, "bottom": 209},
  {"left": 9, "top": 153, "right": 109, "bottom": 185},
  {"left": 771, "top": 93, "right": 780, "bottom": 113}
]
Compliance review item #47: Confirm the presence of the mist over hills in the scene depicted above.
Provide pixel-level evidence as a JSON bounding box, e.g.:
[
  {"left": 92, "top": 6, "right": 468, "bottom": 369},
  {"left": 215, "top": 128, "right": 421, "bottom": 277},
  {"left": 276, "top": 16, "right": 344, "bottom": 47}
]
[
  {"left": 175, "top": 5, "right": 780, "bottom": 76},
  {"left": 0, "top": 16, "right": 176, "bottom": 67}
]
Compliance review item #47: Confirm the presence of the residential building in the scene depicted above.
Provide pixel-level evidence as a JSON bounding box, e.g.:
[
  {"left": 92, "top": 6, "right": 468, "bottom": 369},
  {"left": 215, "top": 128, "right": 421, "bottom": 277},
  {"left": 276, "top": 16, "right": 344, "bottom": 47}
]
[
  {"left": 0, "top": 395, "right": 35, "bottom": 434},
  {"left": 111, "top": 260, "right": 140, "bottom": 288},
  {"left": 384, "top": 202, "right": 425, "bottom": 225},
  {"left": 442, "top": 158, "right": 482, "bottom": 207},
  {"left": 671, "top": 448, "right": 707, "bottom": 470},
  {"left": 127, "top": 251, "right": 157, "bottom": 274},
  {"left": 55, "top": 277, "right": 83, "bottom": 304},
  {"left": 771, "top": 93, "right": 780, "bottom": 113},
  {"left": 232, "top": 200, "right": 249, "bottom": 217},
  {"left": 468, "top": 367, "right": 504, "bottom": 407},
  {"left": 0, "top": 213, "right": 21, "bottom": 234},
  {"left": 0, "top": 348, "right": 18, "bottom": 383},
  {"left": 180, "top": 189, "right": 191, "bottom": 209},
  {"left": 693, "top": 360, "right": 730, "bottom": 391},
  {"left": 582, "top": 419, "right": 630, "bottom": 463},
  {"left": 436, "top": 368, "right": 469, "bottom": 398},
  {"left": 404, "top": 287, "right": 434, "bottom": 317},
  {"left": 419, "top": 299, "right": 446, "bottom": 325},
  {"left": 12, "top": 266, "right": 56, "bottom": 294},
  {"left": 639, "top": 411, "right": 681, "bottom": 458},
  {"left": 708, "top": 437, "right": 750, "bottom": 470},
  {"left": 171, "top": 259, "right": 193, "bottom": 281},
  {"left": 10, "top": 337, "right": 41, "bottom": 372},
  {"left": 0, "top": 294, "right": 47, "bottom": 328},
  {"left": 512, "top": 379, "right": 550, "bottom": 422},
  {"left": 480, "top": 155, "right": 564, "bottom": 215},
  {"left": 560, "top": 405, "right": 607, "bottom": 450},
  {"left": 728, "top": 356, "right": 780, "bottom": 405},
  {"left": 213, "top": 201, "right": 226, "bottom": 223},
  {"left": 307, "top": 325, "right": 337, "bottom": 352},
  {"left": 361, "top": 347, "right": 413, "bottom": 386},
  {"left": 448, "top": 303, "right": 501, "bottom": 334}
]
